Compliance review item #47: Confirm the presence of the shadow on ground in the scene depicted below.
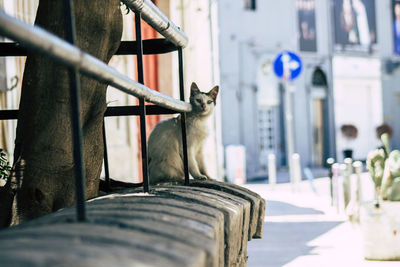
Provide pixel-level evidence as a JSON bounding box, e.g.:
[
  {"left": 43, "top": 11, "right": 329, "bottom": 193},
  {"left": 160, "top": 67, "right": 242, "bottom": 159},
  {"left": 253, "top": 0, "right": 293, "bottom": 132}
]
[
  {"left": 247, "top": 221, "right": 342, "bottom": 267},
  {"left": 266, "top": 200, "right": 324, "bottom": 216},
  {"left": 247, "top": 200, "right": 341, "bottom": 267}
]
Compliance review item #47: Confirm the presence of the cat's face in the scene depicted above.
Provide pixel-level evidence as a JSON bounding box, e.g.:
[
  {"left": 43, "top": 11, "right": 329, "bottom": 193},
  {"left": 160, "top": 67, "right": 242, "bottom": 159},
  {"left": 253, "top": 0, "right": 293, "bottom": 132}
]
[{"left": 189, "top": 82, "right": 219, "bottom": 117}]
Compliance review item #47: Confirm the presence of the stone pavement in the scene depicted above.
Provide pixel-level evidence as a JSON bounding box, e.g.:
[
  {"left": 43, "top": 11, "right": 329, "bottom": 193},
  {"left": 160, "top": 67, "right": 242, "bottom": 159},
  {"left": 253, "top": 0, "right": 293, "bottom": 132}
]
[{"left": 244, "top": 178, "right": 400, "bottom": 267}]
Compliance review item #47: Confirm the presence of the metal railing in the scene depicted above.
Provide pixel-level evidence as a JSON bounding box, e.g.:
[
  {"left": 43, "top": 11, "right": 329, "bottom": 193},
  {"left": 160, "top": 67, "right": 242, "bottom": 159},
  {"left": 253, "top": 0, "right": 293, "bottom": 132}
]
[
  {"left": 122, "top": 0, "right": 188, "bottom": 48},
  {"left": 0, "top": 9, "right": 191, "bottom": 112},
  {"left": 0, "top": 0, "right": 191, "bottom": 221}
]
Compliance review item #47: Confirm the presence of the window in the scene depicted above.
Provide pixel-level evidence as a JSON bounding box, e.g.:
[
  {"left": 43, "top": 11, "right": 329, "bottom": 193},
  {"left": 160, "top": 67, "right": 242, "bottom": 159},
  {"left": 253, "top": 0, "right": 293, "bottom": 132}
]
[{"left": 244, "top": 0, "right": 256, "bottom": 11}]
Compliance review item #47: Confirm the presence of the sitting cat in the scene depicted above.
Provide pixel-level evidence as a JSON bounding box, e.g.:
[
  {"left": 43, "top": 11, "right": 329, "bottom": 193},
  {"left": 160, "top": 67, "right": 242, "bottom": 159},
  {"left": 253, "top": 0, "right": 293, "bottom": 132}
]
[{"left": 148, "top": 82, "right": 219, "bottom": 185}]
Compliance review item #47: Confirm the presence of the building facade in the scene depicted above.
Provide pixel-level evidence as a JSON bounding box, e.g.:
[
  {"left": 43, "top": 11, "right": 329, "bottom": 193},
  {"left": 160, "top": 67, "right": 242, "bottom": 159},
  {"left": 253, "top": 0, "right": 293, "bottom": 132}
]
[{"left": 217, "top": 0, "right": 399, "bottom": 179}]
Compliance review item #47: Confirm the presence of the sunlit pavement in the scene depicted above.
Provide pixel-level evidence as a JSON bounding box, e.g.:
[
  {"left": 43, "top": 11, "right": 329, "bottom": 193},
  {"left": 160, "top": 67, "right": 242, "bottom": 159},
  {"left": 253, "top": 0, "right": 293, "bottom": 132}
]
[{"left": 244, "top": 178, "right": 400, "bottom": 267}]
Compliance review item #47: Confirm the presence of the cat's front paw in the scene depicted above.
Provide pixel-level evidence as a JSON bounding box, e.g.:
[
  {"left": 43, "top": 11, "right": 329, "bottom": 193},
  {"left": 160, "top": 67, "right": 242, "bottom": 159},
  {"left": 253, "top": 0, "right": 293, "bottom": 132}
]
[{"left": 194, "top": 175, "right": 208, "bottom": 181}]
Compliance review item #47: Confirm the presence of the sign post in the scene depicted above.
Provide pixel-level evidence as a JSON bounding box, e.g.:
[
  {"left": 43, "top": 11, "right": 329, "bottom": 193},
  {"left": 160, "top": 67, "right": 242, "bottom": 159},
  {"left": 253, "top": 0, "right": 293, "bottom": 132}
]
[{"left": 273, "top": 51, "right": 302, "bottom": 186}]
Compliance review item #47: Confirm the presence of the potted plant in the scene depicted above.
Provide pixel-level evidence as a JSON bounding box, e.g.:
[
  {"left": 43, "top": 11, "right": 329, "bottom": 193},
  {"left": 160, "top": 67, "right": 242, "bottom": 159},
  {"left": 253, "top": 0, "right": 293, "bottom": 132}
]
[
  {"left": 363, "top": 133, "right": 400, "bottom": 260},
  {"left": 0, "top": 149, "right": 11, "bottom": 187},
  {"left": 340, "top": 124, "right": 358, "bottom": 159}
]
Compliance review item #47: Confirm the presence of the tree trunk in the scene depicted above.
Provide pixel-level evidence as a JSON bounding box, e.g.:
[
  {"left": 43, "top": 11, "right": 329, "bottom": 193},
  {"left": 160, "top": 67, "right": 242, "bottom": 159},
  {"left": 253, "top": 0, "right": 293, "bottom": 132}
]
[{"left": 5, "top": 0, "right": 122, "bottom": 225}]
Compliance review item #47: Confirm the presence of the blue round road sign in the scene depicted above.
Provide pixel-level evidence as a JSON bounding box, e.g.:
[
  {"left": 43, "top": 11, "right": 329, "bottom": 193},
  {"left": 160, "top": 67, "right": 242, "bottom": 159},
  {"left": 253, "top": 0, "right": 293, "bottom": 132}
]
[{"left": 273, "top": 51, "right": 302, "bottom": 81}]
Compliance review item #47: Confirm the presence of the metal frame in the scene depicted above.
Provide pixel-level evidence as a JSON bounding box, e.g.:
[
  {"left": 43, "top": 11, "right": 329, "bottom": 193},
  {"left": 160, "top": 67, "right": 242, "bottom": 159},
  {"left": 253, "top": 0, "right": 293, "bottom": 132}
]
[
  {"left": 135, "top": 11, "right": 149, "bottom": 193},
  {"left": 63, "top": 0, "right": 86, "bottom": 221},
  {"left": 121, "top": 0, "right": 188, "bottom": 48},
  {"left": 0, "top": 1, "right": 191, "bottom": 221},
  {"left": 0, "top": 10, "right": 191, "bottom": 113}
]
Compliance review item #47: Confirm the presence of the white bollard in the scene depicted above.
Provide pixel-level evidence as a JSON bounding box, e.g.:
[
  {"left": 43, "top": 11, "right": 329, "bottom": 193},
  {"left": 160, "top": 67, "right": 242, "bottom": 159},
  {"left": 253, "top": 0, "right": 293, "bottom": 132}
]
[
  {"left": 338, "top": 163, "right": 348, "bottom": 213},
  {"left": 353, "top": 161, "right": 363, "bottom": 202},
  {"left": 343, "top": 158, "right": 353, "bottom": 209},
  {"left": 345, "top": 160, "right": 363, "bottom": 223},
  {"left": 332, "top": 163, "right": 341, "bottom": 212},
  {"left": 292, "top": 153, "right": 302, "bottom": 190},
  {"left": 343, "top": 158, "right": 353, "bottom": 208},
  {"left": 268, "top": 154, "right": 277, "bottom": 186}
]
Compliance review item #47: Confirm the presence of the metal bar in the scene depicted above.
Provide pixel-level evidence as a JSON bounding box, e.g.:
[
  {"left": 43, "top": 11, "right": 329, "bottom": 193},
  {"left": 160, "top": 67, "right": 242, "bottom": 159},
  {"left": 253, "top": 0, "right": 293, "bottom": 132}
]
[
  {"left": 178, "top": 48, "right": 190, "bottom": 186},
  {"left": 102, "top": 120, "right": 111, "bottom": 192},
  {"left": 135, "top": 12, "right": 149, "bottom": 193},
  {"left": 105, "top": 105, "right": 176, "bottom": 116},
  {"left": 117, "top": 39, "right": 179, "bottom": 55},
  {"left": 0, "top": 105, "right": 178, "bottom": 120},
  {"left": 122, "top": 0, "right": 188, "bottom": 48},
  {"left": 64, "top": 0, "right": 86, "bottom": 222},
  {"left": 0, "top": 39, "right": 179, "bottom": 57},
  {"left": 0, "top": 10, "right": 191, "bottom": 113},
  {"left": 0, "top": 110, "right": 18, "bottom": 120},
  {"left": 0, "top": 42, "right": 26, "bottom": 56},
  {"left": 283, "top": 81, "right": 295, "bottom": 185}
]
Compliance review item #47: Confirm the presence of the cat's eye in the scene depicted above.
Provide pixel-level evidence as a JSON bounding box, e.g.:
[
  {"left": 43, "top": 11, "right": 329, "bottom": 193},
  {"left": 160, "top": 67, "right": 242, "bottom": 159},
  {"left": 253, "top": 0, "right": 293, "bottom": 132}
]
[
  {"left": 196, "top": 99, "right": 202, "bottom": 103},
  {"left": 207, "top": 100, "right": 213, "bottom": 104}
]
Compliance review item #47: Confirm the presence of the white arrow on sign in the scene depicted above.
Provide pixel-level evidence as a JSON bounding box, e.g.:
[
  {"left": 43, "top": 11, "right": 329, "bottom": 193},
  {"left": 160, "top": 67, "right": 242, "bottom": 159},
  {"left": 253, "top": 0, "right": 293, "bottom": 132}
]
[{"left": 281, "top": 52, "right": 300, "bottom": 79}]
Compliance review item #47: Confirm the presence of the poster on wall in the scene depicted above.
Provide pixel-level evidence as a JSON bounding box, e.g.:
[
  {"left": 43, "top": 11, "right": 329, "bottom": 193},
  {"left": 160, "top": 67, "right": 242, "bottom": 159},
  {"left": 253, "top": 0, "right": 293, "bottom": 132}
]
[
  {"left": 296, "top": 0, "right": 317, "bottom": 52},
  {"left": 393, "top": 0, "right": 400, "bottom": 55},
  {"left": 332, "top": 0, "right": 377, "bottom": 53}
]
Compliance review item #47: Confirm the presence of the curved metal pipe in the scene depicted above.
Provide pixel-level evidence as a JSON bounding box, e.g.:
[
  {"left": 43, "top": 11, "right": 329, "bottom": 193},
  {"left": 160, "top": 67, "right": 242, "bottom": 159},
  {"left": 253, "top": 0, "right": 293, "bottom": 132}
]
[
  {"left": 121, "top": 0, "right": 188, "bottom": 48},
  {"left": 0, "top": 10, "right": 192, "bottom": 112}
]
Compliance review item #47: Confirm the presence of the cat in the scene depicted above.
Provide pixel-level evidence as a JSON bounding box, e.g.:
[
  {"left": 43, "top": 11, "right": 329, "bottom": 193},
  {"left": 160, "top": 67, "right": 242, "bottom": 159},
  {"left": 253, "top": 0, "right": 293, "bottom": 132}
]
[{"left": 148, "top": 82, "right": 219, "bottom": 185}]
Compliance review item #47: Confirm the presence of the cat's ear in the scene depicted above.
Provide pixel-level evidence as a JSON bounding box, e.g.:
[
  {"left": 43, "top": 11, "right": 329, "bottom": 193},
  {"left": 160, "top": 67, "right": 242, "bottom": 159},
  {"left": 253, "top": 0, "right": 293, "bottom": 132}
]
[
  {"left": 190, "top": 82, "right": 201, "bottom": 97},
  {"left": 208, "top": 86, "right": 219, "bottom": 103}
]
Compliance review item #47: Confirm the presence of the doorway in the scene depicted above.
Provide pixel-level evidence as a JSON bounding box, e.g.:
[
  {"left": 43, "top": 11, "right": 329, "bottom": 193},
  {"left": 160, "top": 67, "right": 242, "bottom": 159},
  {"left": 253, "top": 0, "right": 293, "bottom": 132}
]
[{"left": 310, "top": 68, "right": 329, "bottom": 167}]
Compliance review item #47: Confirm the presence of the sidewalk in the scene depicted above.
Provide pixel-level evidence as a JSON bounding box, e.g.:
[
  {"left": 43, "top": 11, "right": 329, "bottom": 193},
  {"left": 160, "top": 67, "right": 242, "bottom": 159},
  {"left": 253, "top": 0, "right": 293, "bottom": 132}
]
[{"left": 244, "top": 178, "right": 399, "bottom": 267}]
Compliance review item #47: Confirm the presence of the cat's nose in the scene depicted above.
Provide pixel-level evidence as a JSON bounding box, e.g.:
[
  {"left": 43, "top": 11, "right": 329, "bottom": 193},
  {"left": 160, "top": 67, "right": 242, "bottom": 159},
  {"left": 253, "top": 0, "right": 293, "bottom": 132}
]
[{"left": 201, "top": 104, "right": 206, "bottom": 109}]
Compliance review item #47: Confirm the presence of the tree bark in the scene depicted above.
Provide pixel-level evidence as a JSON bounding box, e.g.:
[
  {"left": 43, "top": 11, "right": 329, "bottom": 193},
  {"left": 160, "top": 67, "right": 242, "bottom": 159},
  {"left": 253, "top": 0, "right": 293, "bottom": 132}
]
[{"left": 4, "top": 0, "right": 122, "bottom": 224}]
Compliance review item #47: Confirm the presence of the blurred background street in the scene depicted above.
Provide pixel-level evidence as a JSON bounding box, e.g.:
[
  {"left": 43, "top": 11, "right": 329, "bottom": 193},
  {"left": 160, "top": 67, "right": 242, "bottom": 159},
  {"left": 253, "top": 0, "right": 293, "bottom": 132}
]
[{"left": 245, "top": 175, "right": 400, "bottom": 267}]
